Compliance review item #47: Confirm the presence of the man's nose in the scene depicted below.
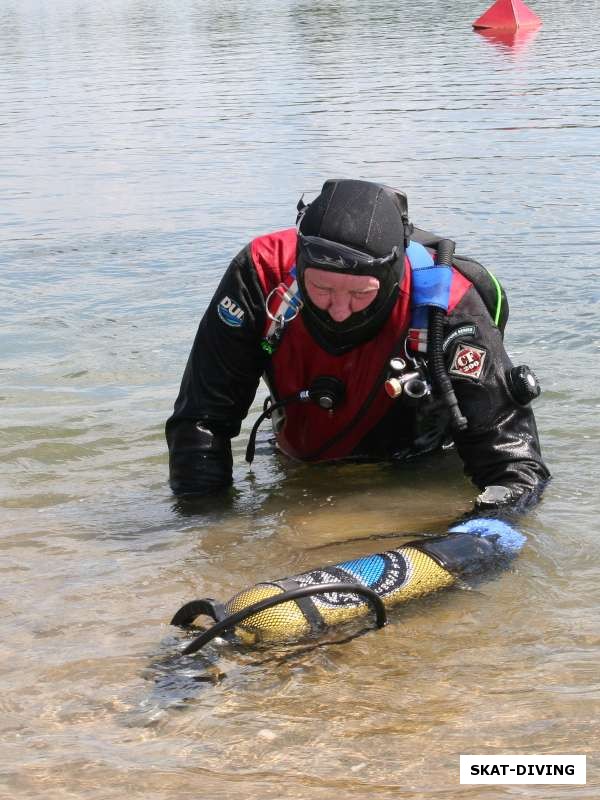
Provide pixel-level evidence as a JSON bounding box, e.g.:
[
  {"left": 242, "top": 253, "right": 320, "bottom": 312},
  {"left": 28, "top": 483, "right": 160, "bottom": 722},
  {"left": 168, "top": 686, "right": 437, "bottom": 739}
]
[{"left": 328, "top": 292, "right": 353, "bottom": 321}]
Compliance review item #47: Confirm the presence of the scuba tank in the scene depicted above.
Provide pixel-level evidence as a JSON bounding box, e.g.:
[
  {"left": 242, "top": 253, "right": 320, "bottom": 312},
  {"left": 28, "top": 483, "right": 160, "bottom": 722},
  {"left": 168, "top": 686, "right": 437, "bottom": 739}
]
[{"left": 171, "top": 517, "right": 525, "bottom": 655}]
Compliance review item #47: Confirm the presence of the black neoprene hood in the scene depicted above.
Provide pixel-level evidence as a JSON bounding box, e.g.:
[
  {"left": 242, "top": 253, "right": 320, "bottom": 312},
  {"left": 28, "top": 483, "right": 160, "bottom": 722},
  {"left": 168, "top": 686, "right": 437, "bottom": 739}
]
[{"left": 297, "top": 179, "right": 410, "bottom": 353}]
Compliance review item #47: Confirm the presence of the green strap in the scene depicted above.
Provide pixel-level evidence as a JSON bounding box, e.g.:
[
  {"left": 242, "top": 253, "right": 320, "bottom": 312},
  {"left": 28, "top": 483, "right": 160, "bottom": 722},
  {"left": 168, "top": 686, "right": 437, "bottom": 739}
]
[{"left": 485, "top": 267, "right": 503, "bottom": 327}]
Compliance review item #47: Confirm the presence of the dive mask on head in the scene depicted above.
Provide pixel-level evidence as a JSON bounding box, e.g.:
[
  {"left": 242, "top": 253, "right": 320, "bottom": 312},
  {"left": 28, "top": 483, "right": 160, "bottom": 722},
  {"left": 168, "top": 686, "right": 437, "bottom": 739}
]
[{"left": 298, "top": 233, "right": 401, "bottom": 276}]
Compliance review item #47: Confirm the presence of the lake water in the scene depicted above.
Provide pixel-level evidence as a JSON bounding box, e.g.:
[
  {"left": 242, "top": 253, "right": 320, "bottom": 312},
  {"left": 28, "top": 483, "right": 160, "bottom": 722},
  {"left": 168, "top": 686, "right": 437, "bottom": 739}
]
[{"left": 1, "top": 0, "right": 599, "bottom": 797}]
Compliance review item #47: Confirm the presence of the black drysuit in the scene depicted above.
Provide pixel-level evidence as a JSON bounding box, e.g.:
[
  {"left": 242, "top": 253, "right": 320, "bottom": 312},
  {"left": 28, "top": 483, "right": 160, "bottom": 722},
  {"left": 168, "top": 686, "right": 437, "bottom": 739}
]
[{"left": 166, "top": 230, "right": 550, "bottom": 505}]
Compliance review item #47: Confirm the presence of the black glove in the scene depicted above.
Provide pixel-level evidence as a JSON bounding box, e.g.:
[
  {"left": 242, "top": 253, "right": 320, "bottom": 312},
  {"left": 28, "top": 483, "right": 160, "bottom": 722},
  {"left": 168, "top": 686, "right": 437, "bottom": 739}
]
[{"left": 168, "top": 421, "right": 233, "bottom": 496}]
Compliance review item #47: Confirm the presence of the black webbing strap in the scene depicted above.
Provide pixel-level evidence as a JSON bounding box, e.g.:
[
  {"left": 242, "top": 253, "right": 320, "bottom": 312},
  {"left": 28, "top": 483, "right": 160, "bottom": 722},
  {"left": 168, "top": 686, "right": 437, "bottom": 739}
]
[{"left": 265, "top": 578, "right": 326, "bottom": 632}]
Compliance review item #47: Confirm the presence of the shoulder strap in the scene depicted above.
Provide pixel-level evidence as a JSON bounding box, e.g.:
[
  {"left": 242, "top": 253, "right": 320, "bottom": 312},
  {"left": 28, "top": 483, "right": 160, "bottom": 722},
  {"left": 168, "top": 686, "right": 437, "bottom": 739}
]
[
  {"left": 410, "top": 227, "right": 509, "bottom": 334},
  {"left": 452, "top": 254, "right": 508, "bottom": 332}
]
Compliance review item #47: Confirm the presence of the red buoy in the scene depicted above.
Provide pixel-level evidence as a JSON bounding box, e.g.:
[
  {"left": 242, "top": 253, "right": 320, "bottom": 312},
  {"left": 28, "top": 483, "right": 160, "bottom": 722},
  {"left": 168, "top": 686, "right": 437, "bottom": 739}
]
[{"left": 472, "top": 0, "right": 542, "bottom": 30}]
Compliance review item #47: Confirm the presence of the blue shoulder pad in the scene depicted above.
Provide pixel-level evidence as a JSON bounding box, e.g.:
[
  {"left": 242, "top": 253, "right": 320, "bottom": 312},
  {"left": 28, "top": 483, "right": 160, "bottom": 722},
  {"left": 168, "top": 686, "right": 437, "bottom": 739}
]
[{"left": 407, "top": 241, "right": 452, "bottom": 312}]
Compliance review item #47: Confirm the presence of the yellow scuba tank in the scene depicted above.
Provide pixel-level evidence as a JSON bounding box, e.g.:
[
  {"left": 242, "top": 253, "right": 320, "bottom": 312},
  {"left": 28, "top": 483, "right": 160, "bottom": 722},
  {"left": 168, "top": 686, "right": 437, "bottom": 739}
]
[{"left": 171, "top": 517, "right": 525, "bottom": 655}]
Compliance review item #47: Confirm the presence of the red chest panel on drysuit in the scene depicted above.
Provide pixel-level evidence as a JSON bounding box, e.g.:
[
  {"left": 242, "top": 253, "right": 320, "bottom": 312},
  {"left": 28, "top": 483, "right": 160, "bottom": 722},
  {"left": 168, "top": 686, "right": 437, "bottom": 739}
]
[{"left": 251, "top": 228, "right": 471, "bottom": 461}]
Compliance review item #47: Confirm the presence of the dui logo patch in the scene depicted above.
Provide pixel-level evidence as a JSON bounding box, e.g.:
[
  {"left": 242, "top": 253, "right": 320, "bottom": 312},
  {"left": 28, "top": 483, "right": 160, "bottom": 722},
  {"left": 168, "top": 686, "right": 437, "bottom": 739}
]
[
  {"left": 217, "top": 296, "right": 245, "bottom": 327},
  {"left": 449, "top": 343, "right": 487, "bottom": 380}
]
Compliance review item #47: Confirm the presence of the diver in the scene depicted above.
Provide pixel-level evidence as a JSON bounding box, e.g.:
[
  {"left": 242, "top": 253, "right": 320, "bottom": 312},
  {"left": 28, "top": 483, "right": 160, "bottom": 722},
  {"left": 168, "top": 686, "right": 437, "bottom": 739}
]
[{"left": 165, "top": 179, "right": 550, "bottom": 511}]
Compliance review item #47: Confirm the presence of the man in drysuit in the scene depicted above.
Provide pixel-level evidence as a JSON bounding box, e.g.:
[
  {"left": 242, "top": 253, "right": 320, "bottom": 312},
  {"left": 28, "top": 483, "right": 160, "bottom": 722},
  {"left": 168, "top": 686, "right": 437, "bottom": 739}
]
[{"left": 166, "top": 179, "right": 550, "bottom": 510}]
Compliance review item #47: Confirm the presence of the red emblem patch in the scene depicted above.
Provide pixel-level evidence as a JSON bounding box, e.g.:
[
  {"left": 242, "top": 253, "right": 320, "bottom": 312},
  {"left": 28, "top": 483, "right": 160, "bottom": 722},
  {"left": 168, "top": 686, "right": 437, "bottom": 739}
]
[{"left": 449, "top": 344, "right": 486, "bottom": 380}]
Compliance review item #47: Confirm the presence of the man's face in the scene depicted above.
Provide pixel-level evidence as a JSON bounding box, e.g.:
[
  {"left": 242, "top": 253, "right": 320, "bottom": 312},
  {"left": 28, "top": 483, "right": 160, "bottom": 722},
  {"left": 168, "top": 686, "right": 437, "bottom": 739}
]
[{"left": 304, "top": 267, "right": 380, "bottom": 322}]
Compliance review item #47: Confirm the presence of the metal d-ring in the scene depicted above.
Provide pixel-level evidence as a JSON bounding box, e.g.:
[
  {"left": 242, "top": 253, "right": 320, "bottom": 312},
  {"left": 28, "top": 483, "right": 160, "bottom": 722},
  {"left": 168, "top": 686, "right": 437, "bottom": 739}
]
[{"left": 265, "top": 284, "right": 302, "bottom": 325}]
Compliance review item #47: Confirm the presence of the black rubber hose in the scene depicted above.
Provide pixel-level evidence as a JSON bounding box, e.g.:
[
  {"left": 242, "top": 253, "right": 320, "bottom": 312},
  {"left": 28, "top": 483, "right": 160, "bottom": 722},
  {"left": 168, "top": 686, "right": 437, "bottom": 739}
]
[
  {"left": 245, "top": 394, "right": 300, "bottom": 464},
  {"left": 429, "top": 239, "right": 468, "bottom": 432},
  {"left": 178, "top": 582, "right": 388, "bottom": 656}
]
